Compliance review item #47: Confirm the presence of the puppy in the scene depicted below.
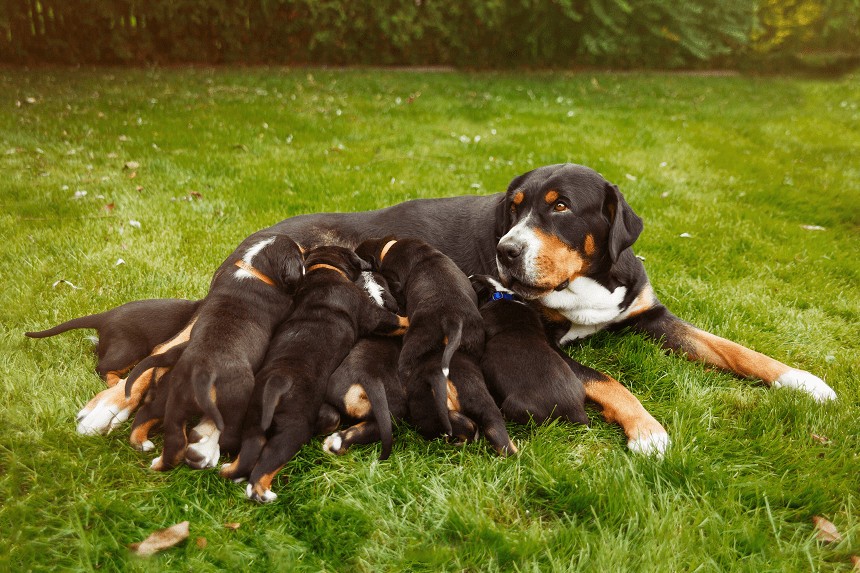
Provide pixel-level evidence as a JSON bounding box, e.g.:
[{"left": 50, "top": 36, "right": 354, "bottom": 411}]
[
  {"left": 25, "top": 298, "right": 199, "bottom": 386},
  {"left": 471, "top": 275, "right": 589, "bottom": 426},
  {"left": 356, "top": 237, "right": 515, "bottom": 455},
  {"left": 220, "top": 246, "right": 408, "bottom": 502},
  {"left": 123, "top": 233, "right": 304, "bottom": 470}
]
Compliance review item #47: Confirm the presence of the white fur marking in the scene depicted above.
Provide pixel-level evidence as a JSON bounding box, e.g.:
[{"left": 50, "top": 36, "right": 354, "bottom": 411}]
[
  {"left": 141, "top": 440, "right": 154, "bottom": 452},
  {"left": 246, "top": 483, "right": 278, "bottom": 503},
  {"left": 323, "top": 433, "right": 344, "bottom": 455},
  {"left": 627, "top": 431, "right": 670, "bottom": 458},
  {"left": 76, "top": 383, "right": 133, "bottom": 435},
  {"left": 149, "top": 456, "right": 162, "bottom": 469},
  {"left": 233, "top": 236, "right": 276, "bottom": 281},
  {"left": 361, "top": 271, "right": 386, "bottom": 307},
  {"left": 442, "top": 367, "right": 450, "bottom": 378},
  {"left": 185, "top": 418, "right": 222, "bottom": 469},
  {"left": 773, "top": 369, "right": 837, "bottom": 402},
  {"left": 486, "top": 276, "right": 514, "bottom": 295},
  {"left": 497, "top": 215, "right": 541, "bottom": 283}
]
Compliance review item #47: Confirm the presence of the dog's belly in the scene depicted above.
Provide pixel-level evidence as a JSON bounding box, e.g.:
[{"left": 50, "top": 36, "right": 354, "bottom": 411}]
[{"left": 540, "top": 277, "right": 654, "bottom": 344}]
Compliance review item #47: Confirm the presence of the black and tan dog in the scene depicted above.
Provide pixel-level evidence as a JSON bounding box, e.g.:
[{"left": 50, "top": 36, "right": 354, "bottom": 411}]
[
  {"left": 26, "top": 298, "right": 199, "bottom": 387},
  {"left": 122, "top": 233, "right": 304, "bottom": 470},
  {"left": 79, "top": 163, "right": 836, "bottom": 456},
  {"left": 356, "top": 237, "right": 515, "bottom": 456},
  {"left": 470, "top": 274, "right": 589, "bottom": 426},
  {"left": 220, "top": 246, "right": 408, "bottom": 502}
]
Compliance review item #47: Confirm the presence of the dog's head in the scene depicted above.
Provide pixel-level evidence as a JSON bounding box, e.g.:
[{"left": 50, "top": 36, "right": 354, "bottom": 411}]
[
  {"left": 252, "top": 234, "right": 305, "bottom": 294},
  {"left": 354, "top": 236, "right": 397, "bottom": 271},
  {"left": 494, "top": 164, "right": 643, "bottom": 299},
  {"left": 304, "top": 245, "right": 371, "bottom": 282}
]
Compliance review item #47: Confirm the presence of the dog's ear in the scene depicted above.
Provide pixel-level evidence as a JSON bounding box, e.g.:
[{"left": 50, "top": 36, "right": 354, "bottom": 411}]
[
  {"left": 603, "top": 183, "right": 643, "bottom": 262},
  {"left": 355, "top": 236, "right": 394, "bottom": 270},
  {"left": 469, "top": 274, "right": 492, "bottom": 303},
  {"left": 277, "top": 240, "right": 305, "bottom": 294},
  {"left": 343, "top": 249, "right": 370, "bottom": 281}
]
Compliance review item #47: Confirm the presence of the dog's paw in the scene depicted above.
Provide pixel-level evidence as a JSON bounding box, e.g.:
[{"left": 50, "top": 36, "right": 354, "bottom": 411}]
[
  {"left": 322, "top": 432, "right": 345, "bottom": 455},
  {"left": 76, "top": 384, "right": 132, "bottom": 435},
  {"left": 149, "top": 456, "right": 165, "bottom": 471},
  {"left": 140, "top": 440, "right": 155, "bottom": 452},
  {"left": 773, "top": 369, "right": 837, "bottom": 402},
  {"left": 245, "top": 483, "right": 277, "bottom": 503},
  {"left": 185, "top": 419, "right": 221, "bottom": 469},
  {"left": 627, "top": 430, "right": 670, "bottom": 458}
]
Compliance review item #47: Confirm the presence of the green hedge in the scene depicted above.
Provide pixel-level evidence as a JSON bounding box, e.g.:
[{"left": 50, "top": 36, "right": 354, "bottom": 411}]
[{"left": 1, "top": 0, "right": 857, "bottom": 68}]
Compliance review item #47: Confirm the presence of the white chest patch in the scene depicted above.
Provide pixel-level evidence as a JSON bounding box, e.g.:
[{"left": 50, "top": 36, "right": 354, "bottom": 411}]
[
  {"left": 361, "top": 271, "right": 386, "bottom": 307},
  {"left": 540, "top": 277, "right": 653, "bottom": 344}
]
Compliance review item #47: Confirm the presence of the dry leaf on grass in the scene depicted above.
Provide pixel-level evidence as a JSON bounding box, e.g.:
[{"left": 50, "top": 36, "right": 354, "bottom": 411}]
[
  {"left": 811, "top": 433, "right": 831, "bottom": 445},
  {"left": 123, "top": 161, "right": 140, "bottom": 170},
  {"left": 851, "top": 555, "right": 859, "bottom": 569},
  {"left": 812, "top": 516, "right": 843, "bottom": 543},
  {"left": 224, "top": 522, "right": 241, "bottom": 530},
  {"left": 129, "top": 521, "right": 190, "bottom": 556},
  {"left": 195, "top": 537, "right": 207, "bottom": 549}
]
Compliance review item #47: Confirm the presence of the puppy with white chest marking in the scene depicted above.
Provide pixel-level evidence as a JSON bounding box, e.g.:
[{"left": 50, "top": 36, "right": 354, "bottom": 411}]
[
  {"left": 356, "top": 237, "right": 516, "bottom": 456},
  {"left": 219, "top": 246, "right": 408, "bottom": 502},
  {"left": 122, "top": 233, "right": 304, "bottom": 470},
  {"left": 470, "top": 274, "right": 589, "bottom": 426},
  {"left": 26, "top": 298, "right": 200, "bottom": 387}
]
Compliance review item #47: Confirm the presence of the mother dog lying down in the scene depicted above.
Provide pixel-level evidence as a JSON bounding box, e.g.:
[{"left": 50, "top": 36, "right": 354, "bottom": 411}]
[{"left": 79, "top": 163, "right": 836, "bottom": 456}]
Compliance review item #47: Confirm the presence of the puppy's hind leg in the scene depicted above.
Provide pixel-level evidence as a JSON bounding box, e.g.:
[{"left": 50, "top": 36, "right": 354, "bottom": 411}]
[
  {"left": 323, "top": 421, "right": 383, "bottom": 456},
  {"left": 246, "top": 420, "right": 314, "bottom": 503}
]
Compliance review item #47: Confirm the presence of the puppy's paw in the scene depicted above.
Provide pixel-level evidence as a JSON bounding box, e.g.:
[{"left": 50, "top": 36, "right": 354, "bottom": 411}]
[
  {"left": 185, "top": 440, "right": 220, "bottom": 469},
  {"left": 76, "top": 385, "right": 133, "bottom": 435},
  {"left": 149, "top": 456, "right": 167, "bottom": 471},
  {"left": 245, "top": 483, "right": 277, "bottom": 503},
  {"left": 773, "top": 369, "right": 837, "bottom": 402},
  {"left": 219, "top": 461, "right": 246, "bottom": 482},
  {"left": 627, "top": 430, "right": 670, "bottom": 458},
  {"left": 322, "top": 432, "right": 346, "bottom": 455},
  {"left": 140, "top": 440, "right": 155, "bottom": 452}
]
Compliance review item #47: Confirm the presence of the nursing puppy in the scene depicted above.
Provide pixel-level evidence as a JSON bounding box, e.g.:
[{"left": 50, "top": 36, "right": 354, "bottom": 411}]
[
  {"left": 356, "top": 237, "right": 515, "bottom": 455},
  {"left": 123, "top": 233, "right": 303, "bottom": 470},
  {"left": 25, "top": 298, "right": 199, "bottom": 386},
  {"left": 220, "top": 246, "right": 408, "bottom": 502},
  {"left": 471, "top": 274, "right": 589, "bottom": 426}
]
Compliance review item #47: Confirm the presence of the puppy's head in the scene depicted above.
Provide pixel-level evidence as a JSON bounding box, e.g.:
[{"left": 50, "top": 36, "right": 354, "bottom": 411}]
[
  {"left": 354, "top": 235, "right": 397, "bottom": 270},
  {"left": 241, "top": 234, "right": 304, "bottom": 294},
  {"left": 304, "top": 245, "right": 370, "bottom": 282},
  {"left": 356, "top": 271, "right": 401, "bottom": 313},
  {"left": 469, "top": 274, "right": 517, "bottom": 307},
  {"left": 494, "top": 164, "right": 643, "bottom": 299}
]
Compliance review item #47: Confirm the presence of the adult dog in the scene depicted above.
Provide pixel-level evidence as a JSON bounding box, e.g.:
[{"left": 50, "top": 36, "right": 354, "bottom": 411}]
[{"left": 78, "top": 163, "right": 836, "bottom": 456}]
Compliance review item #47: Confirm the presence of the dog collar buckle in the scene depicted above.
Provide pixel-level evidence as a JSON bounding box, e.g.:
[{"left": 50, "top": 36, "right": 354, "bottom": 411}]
[{"left": 491, "top": 291, "right": 515, "bottom": 301}]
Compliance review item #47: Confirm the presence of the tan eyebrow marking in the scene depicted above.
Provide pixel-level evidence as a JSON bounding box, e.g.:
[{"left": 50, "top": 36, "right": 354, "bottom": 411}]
[
  {"left": 512, "top": 191, "right": 524, "bottom": 205},
  {"left": 544, "top": 190, "right": 559, "bottom": 204}
]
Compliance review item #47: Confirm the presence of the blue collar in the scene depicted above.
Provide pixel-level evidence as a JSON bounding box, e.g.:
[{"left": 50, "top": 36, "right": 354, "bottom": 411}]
[{"left": 491, "top": 291, "right": 516, "bottom": 301}]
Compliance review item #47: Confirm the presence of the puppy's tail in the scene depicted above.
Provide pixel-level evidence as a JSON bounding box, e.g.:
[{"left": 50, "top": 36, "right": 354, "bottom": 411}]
[
  {"left": 363, "top": 380, "right": 394, "bottom": 460},
  {"left": 434, "top": 320, "right": 462, "bottom": 437},
  {"left": 25, "top": 313, "right": 104, "bottom": 338},
  {"left": 124, "top": 342, "right": 187, "bottom": 398},
  {"left": 192, "top": 368, "right": 224, "bottom": 432},
  {"left": 260, "top": 375, "right": 293, "bottom": 431}
]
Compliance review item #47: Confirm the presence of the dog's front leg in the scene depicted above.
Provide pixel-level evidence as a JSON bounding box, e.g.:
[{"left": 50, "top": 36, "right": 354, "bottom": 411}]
[{"left": 623, "top": 304, "right": 836, "bottom": 402}]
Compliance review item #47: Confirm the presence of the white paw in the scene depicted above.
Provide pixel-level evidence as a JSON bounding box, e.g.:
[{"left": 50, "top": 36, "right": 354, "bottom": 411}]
[
  {"left": 185, "top": 421, "right": 221, "bottom": 469},
  {"left": 627, "top": 431, "right": 670, "bottom": 458},
  {"left": 323, "top": 432, "right": 343, "bottom": 455},
  {"left": 245, "top": 483, "right": 277, "bottom": 503},
  {"left": 141, "top": 440, "right": 155, "bottom": 452},
  {"left": 149, "top": 456, "right": 162, "bottom": 470},
  {"left": 76, "top": 400, "right": 131, "bottom": 435},
  {"left": 773, "top": 369, "right": 837, "bottom": 402}
]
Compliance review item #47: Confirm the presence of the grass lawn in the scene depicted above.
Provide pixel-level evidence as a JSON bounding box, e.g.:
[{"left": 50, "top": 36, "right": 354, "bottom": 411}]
[{"left": 1, "top": 67, "right": 858, "bottom": 572}]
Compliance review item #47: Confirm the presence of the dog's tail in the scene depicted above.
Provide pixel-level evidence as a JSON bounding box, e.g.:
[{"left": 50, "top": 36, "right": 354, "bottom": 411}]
[
  {"left": 434, "top": 320, "right": 462, "bottom": 437},
  {"left": 124, "top": 342, "right": 187, "bottom": 398},
  {"left": 363, "top": 380, "right": 394, "bottom": 460},
  {"left": 260, "top": 375, "right": 294, "bottom": 431},
  {"left": 192, "top": 367, "right": 224, "bottom": 432},
  {"left": 25, "top": 313, "right": 105, "bottom": 339}
]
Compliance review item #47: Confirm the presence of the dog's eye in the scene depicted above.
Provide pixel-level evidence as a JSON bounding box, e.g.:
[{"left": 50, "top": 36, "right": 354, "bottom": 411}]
[{"left": 553, "top": 202, "right": 568, "bottom": 212}]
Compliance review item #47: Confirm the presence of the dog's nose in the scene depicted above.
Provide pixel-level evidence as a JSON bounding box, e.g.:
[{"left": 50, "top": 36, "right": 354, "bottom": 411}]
[{"left": 497, "top": 240, "right": 524, "bottom": 263}]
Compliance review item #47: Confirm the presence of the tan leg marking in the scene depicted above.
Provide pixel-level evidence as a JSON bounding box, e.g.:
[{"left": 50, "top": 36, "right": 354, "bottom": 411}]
[
  {"left": 446, "top": 380, "right": 460, "bottom": 411},
  {"left": 252, "top": 466, "right": 284, "bottom": 497},
  {"left": 130, "top": 418, "right": 160, "bottom": 449},
  {"left": 682, "top": 326, "right": 789, "bottom": 384},
  {"left": 105, "top": 370, "right": 129, "bottom": 387},
  {"left": 585, "top": 376, "right": 667, "bottom": 453}
]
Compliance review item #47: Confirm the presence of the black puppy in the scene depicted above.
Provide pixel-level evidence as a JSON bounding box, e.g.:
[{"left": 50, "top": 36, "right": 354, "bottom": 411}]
[
  {"left": 356, "top": 237, "right": 515, "bottom": 455},
  {"left": 220, "top": 246, "right": 408, "bottom": 502},
  {"left": 471, "top": 275, "right": 589, "bottom": 426},
  {"left": 26, "top": 298, "right": 199, "bottom": 386},
  {"left": 123, "top": 233, "right": 304, "bottom": 470}
]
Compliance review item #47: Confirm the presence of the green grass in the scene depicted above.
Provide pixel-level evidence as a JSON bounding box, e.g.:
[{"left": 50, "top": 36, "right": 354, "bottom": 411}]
[{"left": 1, "top": 68, "right": 858, "bottom": 572}]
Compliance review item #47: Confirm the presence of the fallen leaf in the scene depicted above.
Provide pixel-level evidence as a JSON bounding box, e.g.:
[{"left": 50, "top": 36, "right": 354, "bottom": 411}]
[
  {"left": 52, "top": 279, "right": 82, "bottom": 290},
  {"left": 136, "top": 185, "right": 144, "bottom": 192},
  {"left": 625, "top": 173, "right": 637, "bottom": 181},
  {"left": 124, "top": 161, "right": 140, "bottom": 170},
  {"left": 129, "top": 521, "right": 189, "bottom": 556},
  {"left": 104, "top": 203, "right": 115, "bottom": 212},
  {"left": 195, "top": 537, "right": 207, "bottom": 549},
  {"left": 129, "top": 171, "right": 137, "bottom": 179},
  {"left": 811, "top": 433, "right": 831, "bottom": 445},
  {"left": 851, "top": 555, "right": 859, "bottom": 569},
  {"left": 129, "top": 220, "right": 141, "bottom": 229},
  {"left": 802, "top": 225, "right": 826, "bottom": 231},
  {"left": 224, "top": 522, "right": 241, "bottom": 530},
  {"left": 189, "top": 191, "right": 202, "bottom": 200},
  {"left": 812, "top": 516, "right": 843, "bottom": 543},
  {"left": 679, "top": 232, "right": 692, "bottom": 238},
  {"left": 115, "top": 258, "right": 125, "bottom": 266}
]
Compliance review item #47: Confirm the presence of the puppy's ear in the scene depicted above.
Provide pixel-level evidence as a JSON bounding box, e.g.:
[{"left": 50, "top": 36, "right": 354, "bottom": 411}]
[
  {"left": 343, "top": 249, "right": 369, "bottom": 281},
  {"left": 278, "top": 241, "right": 305, "bottom": 294},
  {"left": 469, "top": 274, "right": 492, "bottom": 303},
  {"left": 603, "top": 183, "right": 643, "bottom": 262}
]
